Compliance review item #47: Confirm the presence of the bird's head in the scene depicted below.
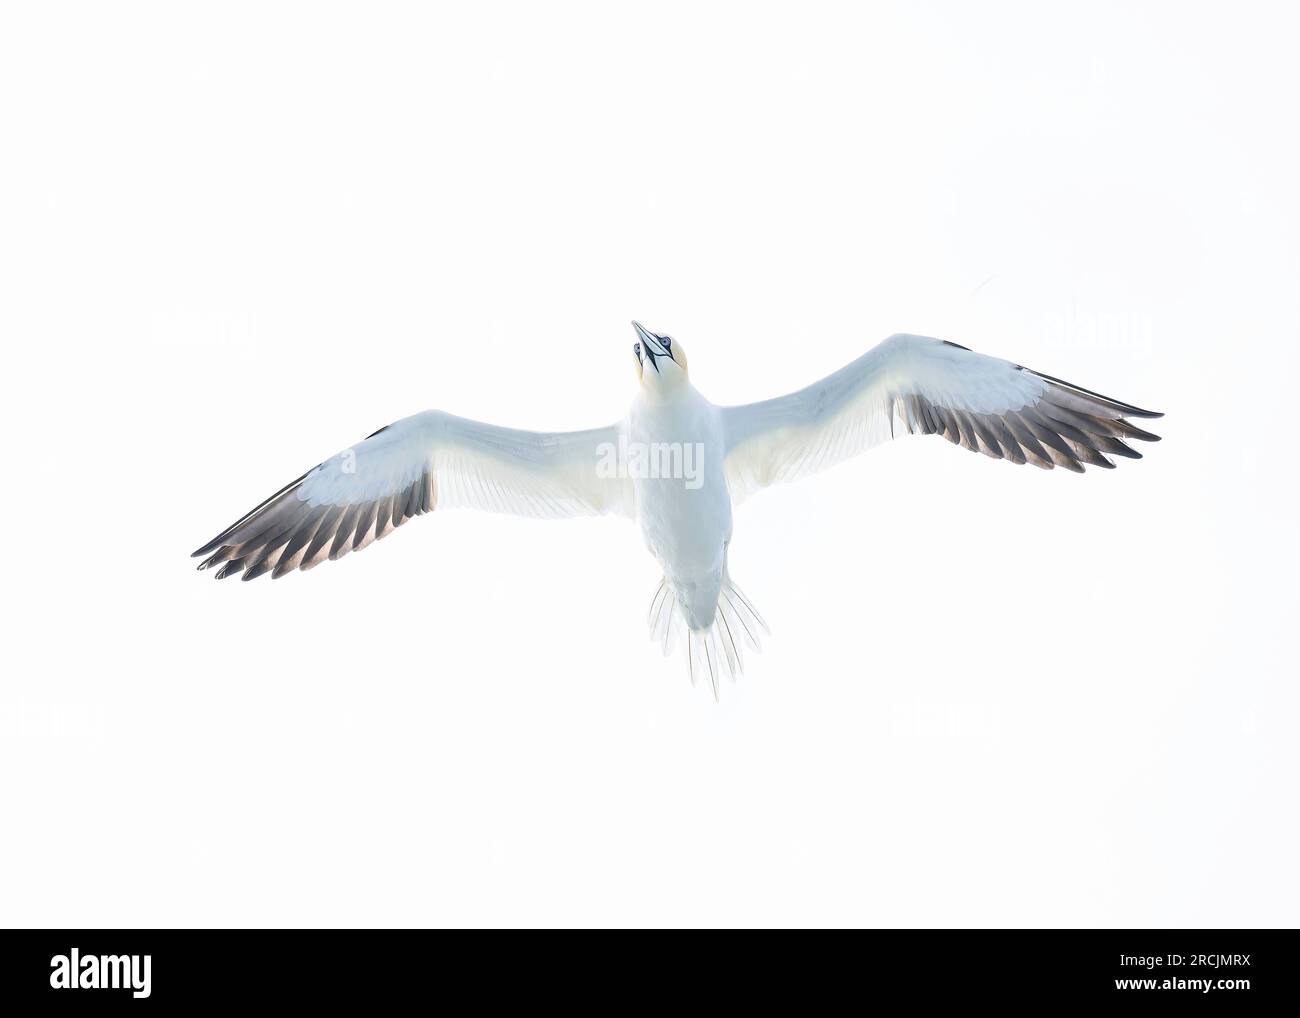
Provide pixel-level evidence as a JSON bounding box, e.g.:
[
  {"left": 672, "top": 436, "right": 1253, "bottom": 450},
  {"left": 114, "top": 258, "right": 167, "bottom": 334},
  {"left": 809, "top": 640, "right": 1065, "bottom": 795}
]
[{"left": 632, "top": 321, "right": 689, "bottom": 393}]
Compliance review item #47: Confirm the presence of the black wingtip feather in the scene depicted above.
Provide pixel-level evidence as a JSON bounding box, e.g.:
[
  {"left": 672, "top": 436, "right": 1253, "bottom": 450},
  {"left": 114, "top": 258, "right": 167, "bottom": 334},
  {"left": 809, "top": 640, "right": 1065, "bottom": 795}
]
[
  {"left": 1023, "top": 367, "right": 1162, "bottom": 419},
  {"left": 241, "top": 561, "right": 272, "bottom": 581},
  {"left": 1114, "top": 420, "right": 1162, "bottom": 442},
  {"left": 192, "top": 465, "right": 319, "bottom": 558},
  {"left": 215, "top": 560, "right": 246, "bottom": 580}
]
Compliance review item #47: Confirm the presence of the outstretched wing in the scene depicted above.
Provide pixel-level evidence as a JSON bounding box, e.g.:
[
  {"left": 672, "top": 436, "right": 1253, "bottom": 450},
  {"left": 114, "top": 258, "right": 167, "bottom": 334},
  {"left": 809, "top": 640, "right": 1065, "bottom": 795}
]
[
  {"left": 193, "top": 410, "right": 630, "bottom": 581},
  {"left": 722, "top": 333, "right": 1161, "bottom": 504}
]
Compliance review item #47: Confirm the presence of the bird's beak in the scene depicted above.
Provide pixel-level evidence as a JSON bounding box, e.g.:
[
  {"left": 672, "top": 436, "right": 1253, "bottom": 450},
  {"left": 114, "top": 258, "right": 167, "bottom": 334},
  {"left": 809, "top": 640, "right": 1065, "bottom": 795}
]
[{"left": 632, "top": 321, "right": 670, "bottom": 373}]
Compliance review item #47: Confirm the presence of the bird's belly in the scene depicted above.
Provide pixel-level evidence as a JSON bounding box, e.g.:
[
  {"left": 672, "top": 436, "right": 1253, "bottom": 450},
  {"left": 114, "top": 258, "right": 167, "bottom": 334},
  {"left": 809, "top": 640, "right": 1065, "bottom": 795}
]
[{"left": 635, "top": 469, "right": 732, "bottom": 581}]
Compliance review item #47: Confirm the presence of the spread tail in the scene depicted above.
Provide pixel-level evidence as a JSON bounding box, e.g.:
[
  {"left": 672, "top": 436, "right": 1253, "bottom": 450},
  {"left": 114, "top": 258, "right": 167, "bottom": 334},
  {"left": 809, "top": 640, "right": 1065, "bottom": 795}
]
[{"left": 647, "top": 573, "right": 770, "bottom": 701}]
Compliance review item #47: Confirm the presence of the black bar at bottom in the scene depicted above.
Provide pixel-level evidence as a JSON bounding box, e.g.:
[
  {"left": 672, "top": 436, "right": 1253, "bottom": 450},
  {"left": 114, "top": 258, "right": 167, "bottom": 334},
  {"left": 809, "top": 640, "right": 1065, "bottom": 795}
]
[{"left": 0, "top": 929, "right": 1292, "bottom": 1008}]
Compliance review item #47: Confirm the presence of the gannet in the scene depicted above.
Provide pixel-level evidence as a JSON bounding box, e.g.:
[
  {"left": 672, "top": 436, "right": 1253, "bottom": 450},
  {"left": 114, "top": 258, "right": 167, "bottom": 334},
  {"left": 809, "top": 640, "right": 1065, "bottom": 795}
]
[{"left": 194, "top": 324, "right": 1162, "bottom": 698}]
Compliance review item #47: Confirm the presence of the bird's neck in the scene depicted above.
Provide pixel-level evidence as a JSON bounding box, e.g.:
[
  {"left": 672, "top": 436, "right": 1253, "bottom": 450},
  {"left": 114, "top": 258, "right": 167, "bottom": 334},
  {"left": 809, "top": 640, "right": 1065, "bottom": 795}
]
[{"left": 638, "top": 376, "right": 693, "bottom": 407}]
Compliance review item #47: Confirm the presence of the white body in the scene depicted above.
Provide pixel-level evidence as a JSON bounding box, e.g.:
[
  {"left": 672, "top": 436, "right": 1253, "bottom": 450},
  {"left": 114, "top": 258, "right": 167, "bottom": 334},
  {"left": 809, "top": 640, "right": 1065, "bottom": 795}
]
[{"left": 627, "top": 382, "right": 731, "bottom": 631}]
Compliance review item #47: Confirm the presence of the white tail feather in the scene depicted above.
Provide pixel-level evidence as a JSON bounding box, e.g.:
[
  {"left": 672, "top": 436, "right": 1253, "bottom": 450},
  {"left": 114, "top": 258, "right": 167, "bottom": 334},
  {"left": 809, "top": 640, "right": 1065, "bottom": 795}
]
[{"left": 648, "top": 574, "right": 769, "bottom": 701}]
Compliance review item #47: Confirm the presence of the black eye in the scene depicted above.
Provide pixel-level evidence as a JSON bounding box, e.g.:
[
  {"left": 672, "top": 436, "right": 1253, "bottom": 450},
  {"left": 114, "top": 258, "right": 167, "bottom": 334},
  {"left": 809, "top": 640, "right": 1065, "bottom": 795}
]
[
  {"left": 662, "top": 337, "right": 672, "bottom": 350},
  {"left": 634, "top": 343, "right": 641, "bottom": 357}
]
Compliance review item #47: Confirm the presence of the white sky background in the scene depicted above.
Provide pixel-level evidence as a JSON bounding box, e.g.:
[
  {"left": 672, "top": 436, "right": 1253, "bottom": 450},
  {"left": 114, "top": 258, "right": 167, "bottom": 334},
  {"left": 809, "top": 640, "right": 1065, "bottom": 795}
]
[{"left": 1, "top": 1, "right": 1296, "bottom": 927}]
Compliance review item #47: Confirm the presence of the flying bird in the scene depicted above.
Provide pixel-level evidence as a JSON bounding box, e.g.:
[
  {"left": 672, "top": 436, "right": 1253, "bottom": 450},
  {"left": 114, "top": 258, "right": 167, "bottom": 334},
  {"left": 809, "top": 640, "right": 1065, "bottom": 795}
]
[{"left": 194, "top": 325, "right": 1161, "bottom": 698}]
